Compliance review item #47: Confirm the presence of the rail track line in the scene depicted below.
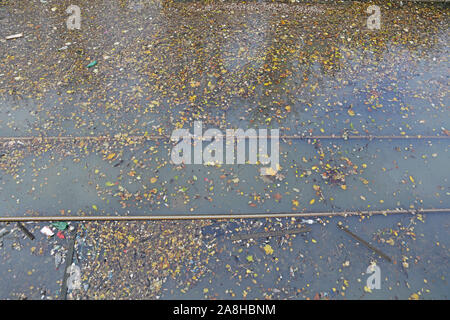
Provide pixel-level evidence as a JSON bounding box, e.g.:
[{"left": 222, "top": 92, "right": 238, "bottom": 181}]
[{"left": 0, "top": 208, "right": 448, "bottom": 222}]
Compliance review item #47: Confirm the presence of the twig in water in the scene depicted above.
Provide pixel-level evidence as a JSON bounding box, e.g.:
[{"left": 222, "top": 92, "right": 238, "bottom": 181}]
[
  {"left": 17, "top": 222, "right": 35, "bottom": 240},
  {"left": 337, "top": 224, "right": 392, "bottom": 263}
]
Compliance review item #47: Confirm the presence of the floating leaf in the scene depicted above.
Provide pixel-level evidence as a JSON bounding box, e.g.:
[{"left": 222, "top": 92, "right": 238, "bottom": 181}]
[
  {"left": 263, "top": 244, "right": 274, "bottom": 255},
  {"left": 409, "top": 293, "right": 419, "bottom": 300},
  {"left": 264, "top": 167, "right": 277, "bottom": 176}
]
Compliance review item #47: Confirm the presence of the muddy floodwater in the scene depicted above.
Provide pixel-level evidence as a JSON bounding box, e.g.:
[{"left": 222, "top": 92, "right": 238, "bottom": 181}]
[{"left": 0, "top": 0, "right": 448, "bottom": 299}]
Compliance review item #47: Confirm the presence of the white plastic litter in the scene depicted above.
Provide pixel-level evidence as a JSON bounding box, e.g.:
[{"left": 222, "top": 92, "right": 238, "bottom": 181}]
[{"left": 40, "top": 226, "right": 54, "bottom": 237}]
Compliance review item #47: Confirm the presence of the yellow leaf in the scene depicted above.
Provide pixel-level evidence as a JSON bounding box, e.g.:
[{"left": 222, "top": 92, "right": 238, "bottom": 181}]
[
  {"left": 341, "top": 185, "right": 347, "bottom": 190},
  {"left": 348, "top": 109, "right": 355, "bottom": 116},
  {"left": 409, "top": 293, "right": 419, "bottom": 300},
  {"left": 309, "top": 198, "right": 315, "bottom": 205},
  {"left": 106, "top": 153, "right": 116, "bottom": 160},
  {"left": 263, "top": 244, "right": 274, "bottom": 255},
  {"left": 150, "top": 177, "right": 158, "bottom": 183},
  {"left": 264, "top": 167, "right": 277, "bottom": 176},
  {"left": 409, "top": 176, "right": 415, "bottom": 184}
]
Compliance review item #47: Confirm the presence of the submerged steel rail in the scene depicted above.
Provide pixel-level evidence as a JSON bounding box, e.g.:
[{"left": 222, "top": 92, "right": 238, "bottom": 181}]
[
  {"left": 0, "top": 134, "right": 449, "bottom": 142},
  {"left": 0, "top": 208, "right": 449, "bottom": 222},
  {"left": 1, "top": 134, "right": 448, "bottom": 222}
]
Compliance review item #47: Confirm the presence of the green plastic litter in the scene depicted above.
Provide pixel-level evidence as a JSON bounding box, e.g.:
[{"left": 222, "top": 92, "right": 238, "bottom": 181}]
[
  {"left": 52, "top": 221, "right": 68, "bottom": 231},
  {"left": 87, "top": 60, "right": 97, "bottom": 68}
]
